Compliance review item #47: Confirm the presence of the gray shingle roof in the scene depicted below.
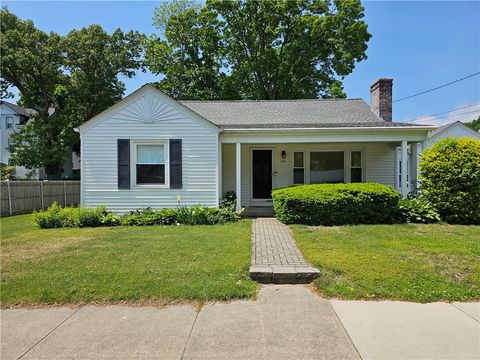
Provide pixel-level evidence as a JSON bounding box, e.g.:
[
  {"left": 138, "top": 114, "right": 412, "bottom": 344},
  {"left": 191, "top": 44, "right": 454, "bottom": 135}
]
[{"left": 180, "top": 98, "right": 419, "bottom": 129}]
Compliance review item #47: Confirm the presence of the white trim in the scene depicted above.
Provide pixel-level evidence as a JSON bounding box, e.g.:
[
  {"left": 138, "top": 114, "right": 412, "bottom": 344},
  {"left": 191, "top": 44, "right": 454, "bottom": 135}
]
[
  {"left": 400, "top": 140, "right": 408, "bottom": 198},
  {"left": 216, "top": 137, "right": 221, "bottom": 206},
  {"left": 235, "top": 142, "right": 241, "bottom": 211},
  {"left": 250, "top": 147, "right": 275, "bottom": 202},
  {"left": 131, "top": 140, "right": 169, "bottom": 188},
  {"left": 222, "top": 126, "right": 434, "bottom": 132},
  {"left": 80, "top": 132, "right": 84, "bottom": 206}
]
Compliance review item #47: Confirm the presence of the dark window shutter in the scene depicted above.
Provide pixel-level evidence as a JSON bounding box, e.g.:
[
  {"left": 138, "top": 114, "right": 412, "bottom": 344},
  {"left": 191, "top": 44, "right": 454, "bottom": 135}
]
[
  {"left": 170, "top": 139, "right": 182, "bottom": 189},
  {"left": 117, "top": 139, "right": 130, "bottom": 189}
]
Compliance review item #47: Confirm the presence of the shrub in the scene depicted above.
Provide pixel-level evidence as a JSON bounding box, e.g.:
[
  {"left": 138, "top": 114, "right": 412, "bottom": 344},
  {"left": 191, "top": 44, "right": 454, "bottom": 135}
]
[
  {"left": 397, "top": 197, "right": 440, "bottom": 224},
  {"left": 33, "top": 203, "right": 108, "bottom": 228},
  {"left": 420, "top": 137, "right": 480, "bottom": 224},
  {"left": 0, "top": 166, "right": 16, "bottom": 180},
  {"left": 34, "top": 203, "right": 241, "bottom": 229},
  {"left": 272, "top": 183, "right": 400, "bottom": 226},
  {"left": 120, "top": 208, "right": 177, "bottom": 226},
  {"left": 220, "top": 191, "right": 237, "bottom": 209},
  {"left": 176, "top": 204, "right": 240, "bottom": 225}
]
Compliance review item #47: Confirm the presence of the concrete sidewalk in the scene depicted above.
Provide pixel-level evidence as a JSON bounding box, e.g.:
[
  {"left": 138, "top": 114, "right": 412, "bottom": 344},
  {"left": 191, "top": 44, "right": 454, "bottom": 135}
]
[{"left": 1, "top": 285, "right": 479, "bottom": 360}]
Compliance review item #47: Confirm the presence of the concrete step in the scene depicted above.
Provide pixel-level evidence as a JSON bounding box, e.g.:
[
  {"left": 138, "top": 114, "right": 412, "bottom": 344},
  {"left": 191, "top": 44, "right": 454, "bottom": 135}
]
[
  {"left": 250, "top": 265, "right": 320, "bottom": 284},
  {"left": 243, "top": 206, "right": 274, "bottom": 218}
]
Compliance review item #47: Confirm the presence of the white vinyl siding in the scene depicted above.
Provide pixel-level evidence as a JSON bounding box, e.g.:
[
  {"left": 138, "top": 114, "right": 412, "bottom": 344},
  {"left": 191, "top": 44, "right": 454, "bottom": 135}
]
[
  {"left": 222, "top": 142, "right": 396, "bottom": 207},
  {"left": 81, "top": 88, "right": 219, "bottom": 213}
]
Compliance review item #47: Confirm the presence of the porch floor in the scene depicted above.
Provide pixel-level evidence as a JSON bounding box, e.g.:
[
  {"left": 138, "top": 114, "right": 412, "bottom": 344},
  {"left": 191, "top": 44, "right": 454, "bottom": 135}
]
[{"left": 249, "top": 218, "right": 320, "bottom": 284}]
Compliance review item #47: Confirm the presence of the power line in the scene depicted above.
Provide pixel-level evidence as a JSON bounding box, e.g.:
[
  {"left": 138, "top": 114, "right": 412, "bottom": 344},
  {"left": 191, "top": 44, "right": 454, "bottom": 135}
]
[
  {"left": 405, "top": 108, "right": 480, "bottom": 124},
  {"left": 402, "top": 103, "right": 480, "bottom": 123},
  {"left": 393, "top": 72, "right": 480, "bottom": 103}
]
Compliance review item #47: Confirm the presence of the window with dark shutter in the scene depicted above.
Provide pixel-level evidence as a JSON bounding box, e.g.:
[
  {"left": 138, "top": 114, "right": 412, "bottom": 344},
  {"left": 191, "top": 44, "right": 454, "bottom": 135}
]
[
  {"left": 169, "top": 139, "right": 182, "bottom": 189},
  {"left": 117, "top": 139, "right": 130, "bottom": 189}
]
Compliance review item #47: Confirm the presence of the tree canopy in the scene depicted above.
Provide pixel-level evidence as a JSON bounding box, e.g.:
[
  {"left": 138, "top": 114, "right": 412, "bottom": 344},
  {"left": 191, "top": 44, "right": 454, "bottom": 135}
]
[
  {"left": 145, "top": 0, "right": 371, "bottom": 100},
  {"left": 1, "top": 9, "right": 144, "bottom": 178},
  {"left": 464, "top": 116, "right": 480, "bottom": 132}
]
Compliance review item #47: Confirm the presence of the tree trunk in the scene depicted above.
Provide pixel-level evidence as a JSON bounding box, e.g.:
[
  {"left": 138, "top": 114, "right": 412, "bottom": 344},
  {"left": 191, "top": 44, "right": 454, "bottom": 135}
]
[{"left": 45, "top": 162, "right": 63, "bottom": 180}]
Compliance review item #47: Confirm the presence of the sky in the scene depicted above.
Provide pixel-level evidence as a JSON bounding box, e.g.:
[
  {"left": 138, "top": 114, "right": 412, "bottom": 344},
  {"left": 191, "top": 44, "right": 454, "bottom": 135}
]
[{"left": 2, "top": 0, "right": 480, "bottom": 125}]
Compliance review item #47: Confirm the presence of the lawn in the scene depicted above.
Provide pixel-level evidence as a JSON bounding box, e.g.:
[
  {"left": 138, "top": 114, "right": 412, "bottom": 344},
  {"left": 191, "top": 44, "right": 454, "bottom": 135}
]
[
  {"left": 292, "top": 224, "right": 480, "bottom": 302},
  {"left": 0, "top": 214, "right": 256, "bottom": 306}
]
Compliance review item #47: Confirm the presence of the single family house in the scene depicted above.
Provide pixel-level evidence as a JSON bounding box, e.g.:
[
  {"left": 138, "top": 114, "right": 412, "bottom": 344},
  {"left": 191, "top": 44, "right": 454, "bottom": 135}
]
[{"left": 77, "top": 79, "right": 434, "bottom": 213}]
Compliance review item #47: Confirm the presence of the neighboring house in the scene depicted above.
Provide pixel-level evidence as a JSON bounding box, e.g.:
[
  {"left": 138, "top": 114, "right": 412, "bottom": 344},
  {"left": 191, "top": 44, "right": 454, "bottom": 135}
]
[
  {"left": 0, "top": 100, "right": 32, "bottom": 177},
  {"left": 0, "top": 100, "right": 80, "bottom": 179},
  {"left": 77, "top": 79, "right": 434, "bottom": 213},
  {"left": 395, "top": 120, "right": 480, "bottom": 192}
]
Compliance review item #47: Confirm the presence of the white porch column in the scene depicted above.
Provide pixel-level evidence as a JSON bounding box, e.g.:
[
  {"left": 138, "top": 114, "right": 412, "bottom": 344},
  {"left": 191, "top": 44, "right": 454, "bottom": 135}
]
[
  {"left": 401, "top": 140, "right": 408, "bottom": 198},
  {"left": 236, "top": 142, "right": 241, "bottom": 211},
  {"left": 410, "top": 142, "right": 418, "bottom": 193}
]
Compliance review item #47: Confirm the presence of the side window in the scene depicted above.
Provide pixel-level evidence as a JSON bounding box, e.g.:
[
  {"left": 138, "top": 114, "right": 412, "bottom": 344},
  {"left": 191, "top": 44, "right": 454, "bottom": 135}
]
[
  {"left": 136, "top": 144, "right": 165, "bottom": 184},
  {"left": 6, "top": 116, "right": 13, "bottom": 129},
  {"left": 293, "top": 151, "right": 304, "bottom": 184},
  {"left": 351, "top": 151, "right": 363, "bottom": 183}
]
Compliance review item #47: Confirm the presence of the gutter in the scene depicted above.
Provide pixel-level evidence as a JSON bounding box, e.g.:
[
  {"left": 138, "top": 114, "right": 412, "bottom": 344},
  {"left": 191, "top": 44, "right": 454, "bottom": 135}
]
[{"left": 221, "top": 126, "right": 435, "bottom": 132}]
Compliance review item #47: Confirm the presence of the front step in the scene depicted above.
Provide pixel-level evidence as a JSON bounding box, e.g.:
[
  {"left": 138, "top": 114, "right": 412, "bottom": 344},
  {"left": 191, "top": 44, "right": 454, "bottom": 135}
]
[
  {"left": 243, "top": 206, "right": 274, "bottom": 218},
  {"left": 250, "top": 265, "right": 320, "bottom": 284}
]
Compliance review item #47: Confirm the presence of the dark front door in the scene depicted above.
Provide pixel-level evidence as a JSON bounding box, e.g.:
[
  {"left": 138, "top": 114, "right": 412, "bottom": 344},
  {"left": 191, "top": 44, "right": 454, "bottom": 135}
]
[{"left": 252, "top": 150, "right": 272, "bottom": 199}]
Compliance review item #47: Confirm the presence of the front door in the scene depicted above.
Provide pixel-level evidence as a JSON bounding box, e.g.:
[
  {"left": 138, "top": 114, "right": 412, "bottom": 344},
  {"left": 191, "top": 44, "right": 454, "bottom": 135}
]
[{"left": 252, "top": 149, "right": 272, "bottom": 199}]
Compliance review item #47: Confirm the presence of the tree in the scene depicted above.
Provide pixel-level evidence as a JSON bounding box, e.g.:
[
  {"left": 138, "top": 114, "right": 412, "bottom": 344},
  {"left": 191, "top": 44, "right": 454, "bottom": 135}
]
[
  {"left": 146, "top": 0, "right": 371, "bottom": 100},
  {"left": 145, "top": 0, "right": 230, "bottom": 100},
  {"left": 1, "top": 9, "right": 144, "bottom": 179},
  {"left": 464, "top": 116, "right": 480, "bottom": 132}
]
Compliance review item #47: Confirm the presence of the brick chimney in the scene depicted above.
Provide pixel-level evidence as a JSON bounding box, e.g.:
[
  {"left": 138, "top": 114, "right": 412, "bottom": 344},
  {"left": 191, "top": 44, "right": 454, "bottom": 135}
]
[{"left": 370, "top": 78, "right": 393, "bottom": 121}]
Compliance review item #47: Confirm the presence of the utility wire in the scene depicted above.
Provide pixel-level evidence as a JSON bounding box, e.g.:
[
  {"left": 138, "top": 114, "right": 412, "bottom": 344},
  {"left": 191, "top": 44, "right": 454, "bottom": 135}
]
[
  {"left": 401, "top": 103, "right": 480, "bottom": 123},
  {"left": 393, "top": 72, "right": 480, "bottom": 103},
  {"left": 402, "top": 109, "right": 480, "bottom": 122}
]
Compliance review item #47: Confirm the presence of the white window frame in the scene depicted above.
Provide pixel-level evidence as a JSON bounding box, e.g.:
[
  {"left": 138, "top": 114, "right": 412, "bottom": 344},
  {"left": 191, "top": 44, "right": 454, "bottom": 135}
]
[
  {"left": 349, "top": 149, "right": 365, "bottom": 183},
  {"left": 292, "top": 151, "right": 305, "bottom": 185},
  {"left": 308, "top": 150, "right": 346, "bottom": 184},
  {"left": 6, "top": 116, "right": 13, "bottom": 129},
  {"left": 131, "top": 140, "right": 169, "bottom": 188}
]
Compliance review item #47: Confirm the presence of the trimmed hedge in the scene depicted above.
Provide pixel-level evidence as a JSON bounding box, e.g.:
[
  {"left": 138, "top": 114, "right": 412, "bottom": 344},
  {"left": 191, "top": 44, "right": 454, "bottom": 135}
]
[{"left": 272, "top": 183, "right": 400, "bottom": 226}]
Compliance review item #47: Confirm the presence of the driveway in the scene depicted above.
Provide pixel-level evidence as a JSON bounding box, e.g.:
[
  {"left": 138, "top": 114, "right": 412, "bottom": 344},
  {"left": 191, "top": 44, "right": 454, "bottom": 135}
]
[{"left": 2, "top": 285, "right": 479, "bottom": 360}]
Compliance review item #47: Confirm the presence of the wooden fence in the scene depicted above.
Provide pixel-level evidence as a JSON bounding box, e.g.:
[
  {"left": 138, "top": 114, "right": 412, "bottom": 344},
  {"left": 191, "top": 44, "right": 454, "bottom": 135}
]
[{"left": 0, "top": 181, "right": 80, "bottom": 216}]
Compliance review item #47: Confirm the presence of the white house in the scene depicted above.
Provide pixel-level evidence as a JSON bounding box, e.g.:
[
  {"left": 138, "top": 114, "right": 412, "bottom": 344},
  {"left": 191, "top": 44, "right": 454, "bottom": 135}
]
[
  {"left": 77, "top": 79, "right": 435, "bottom": 213},
  {"left": 0, "top": 100, "right": 81, "bottom": 179},
  {"left": 0, "top": 100, "right": 31, "bottom": 177}
]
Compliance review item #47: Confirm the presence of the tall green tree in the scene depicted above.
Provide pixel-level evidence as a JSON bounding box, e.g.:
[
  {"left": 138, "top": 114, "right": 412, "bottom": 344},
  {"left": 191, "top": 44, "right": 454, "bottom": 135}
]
[
  {"left": 145, "top": 0, "right": 231, "bottom": 100},
  {"left": 464, "top": 116, "right": 480, "bottom": 132},
  {"left": 147, "top": 0, "right": 371, "bottom": 100},
  {"left": 1, "top": 9, "right": 144, "bottom": 178}
]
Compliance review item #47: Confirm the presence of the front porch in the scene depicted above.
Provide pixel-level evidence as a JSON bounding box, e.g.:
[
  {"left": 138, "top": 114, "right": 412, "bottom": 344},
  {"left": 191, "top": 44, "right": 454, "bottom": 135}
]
[{"left": 219, "top": 128, "right": 428, "bottom": 211}]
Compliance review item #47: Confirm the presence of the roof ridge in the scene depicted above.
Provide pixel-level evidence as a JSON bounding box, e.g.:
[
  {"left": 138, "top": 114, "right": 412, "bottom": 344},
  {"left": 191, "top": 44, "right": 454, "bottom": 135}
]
[{"left": 179, "top": 98, "right": 363, "bottom": 103}]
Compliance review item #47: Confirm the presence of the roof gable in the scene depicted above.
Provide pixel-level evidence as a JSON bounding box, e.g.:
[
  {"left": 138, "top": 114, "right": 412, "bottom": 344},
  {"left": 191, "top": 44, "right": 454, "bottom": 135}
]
[
  {"left": 78, "top": 85, "right": 219, "bottom": 133},
  {"left": 430, "top": 121, "right": 480, "bottom": 140}
]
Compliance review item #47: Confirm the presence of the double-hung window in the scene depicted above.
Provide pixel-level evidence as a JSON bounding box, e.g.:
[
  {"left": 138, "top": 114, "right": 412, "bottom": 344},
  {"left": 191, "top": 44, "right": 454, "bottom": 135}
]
[
  {"left": 135, "top": 143, "right": 166, "bottom": 185},
  {"left": 293, "top": 151, "right": 305, "bottom": 184},
  {"left": 6, "top": 116, "right": 13, "bottom": 129},
  {"left": 350, "top": 151, "right": 363, "bottom": 183}
]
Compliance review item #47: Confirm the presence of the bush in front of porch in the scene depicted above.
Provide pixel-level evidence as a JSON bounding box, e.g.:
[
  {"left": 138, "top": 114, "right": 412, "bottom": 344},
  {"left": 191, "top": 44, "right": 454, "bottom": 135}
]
[{"left": 272, "top": 183, "right": 400, "bottom": 226}]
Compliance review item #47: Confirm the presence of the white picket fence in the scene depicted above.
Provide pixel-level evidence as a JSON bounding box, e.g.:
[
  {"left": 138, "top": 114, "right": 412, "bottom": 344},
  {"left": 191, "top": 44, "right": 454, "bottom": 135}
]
[{"left": 0, "top": 181, "right": 80, "bottom": 216}]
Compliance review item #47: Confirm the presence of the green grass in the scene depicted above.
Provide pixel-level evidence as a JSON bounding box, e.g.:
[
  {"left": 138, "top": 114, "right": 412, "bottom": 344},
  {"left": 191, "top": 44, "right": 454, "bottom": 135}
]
[
  {"left": 292, "top": 224, "right": 480, "bottom": 302},
  {"left": 0, "top": 214, "right": 256, "bottom": 306}
]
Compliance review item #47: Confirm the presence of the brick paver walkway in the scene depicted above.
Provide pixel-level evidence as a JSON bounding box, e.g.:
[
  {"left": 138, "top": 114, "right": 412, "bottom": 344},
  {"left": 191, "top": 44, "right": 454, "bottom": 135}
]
[{"left": 250, "top": 217, "right": 319, "bottom": 283}]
